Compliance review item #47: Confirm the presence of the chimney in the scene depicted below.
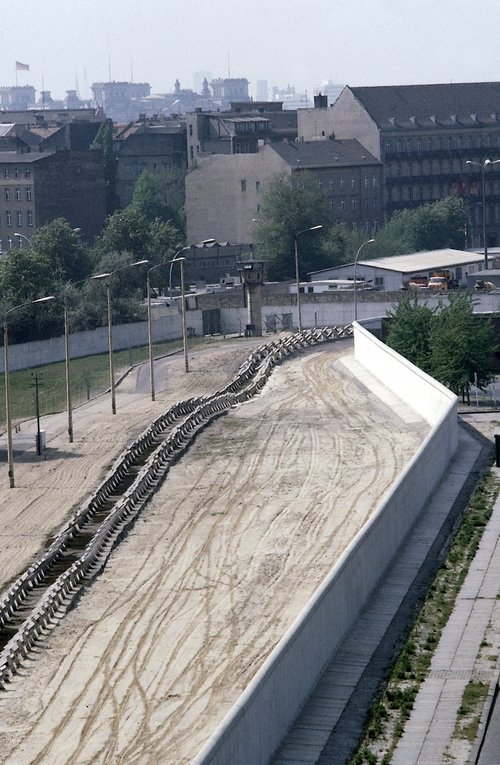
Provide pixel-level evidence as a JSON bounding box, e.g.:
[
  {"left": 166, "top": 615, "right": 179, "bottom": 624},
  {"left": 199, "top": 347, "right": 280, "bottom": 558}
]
[{"left": 314, "top": 93, "right": 328, "bottom": 109}]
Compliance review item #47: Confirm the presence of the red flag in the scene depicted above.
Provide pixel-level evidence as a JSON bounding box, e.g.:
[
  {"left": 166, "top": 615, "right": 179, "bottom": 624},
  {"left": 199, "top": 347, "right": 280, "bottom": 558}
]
[{"left": 15, "top": 61, "right": 30, "bottom": 71}]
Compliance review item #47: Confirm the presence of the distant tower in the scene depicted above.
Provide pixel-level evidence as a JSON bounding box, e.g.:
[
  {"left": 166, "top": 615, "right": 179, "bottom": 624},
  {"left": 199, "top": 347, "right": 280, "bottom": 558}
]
[
  {"left": 256, "top": 80, "right": 268, "bottom": 101},
  {"left": 237, "top": 257, "right": 267, "bottom": 336}
]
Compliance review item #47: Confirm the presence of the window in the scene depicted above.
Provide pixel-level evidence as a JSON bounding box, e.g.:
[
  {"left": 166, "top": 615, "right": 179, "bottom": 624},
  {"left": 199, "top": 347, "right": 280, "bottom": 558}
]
[
  {"left": 26, "top": 187, "right": 32, "bottom": 201},
  {"left": 256, "top": 181, "right": 260, "bottom": 191},
  {"left": 364, "top": 177, "right": 369, "bottom": 188},
  {"left": 24, "top": 168, "right": 30, "bottom": 178},
  {"left": 27, "top": 210, "right": 33, "bottom": 226},
  {"left": 351, "top": 177, "right": 355, "bottom": 188},
  {"left": 241, "top": 179, "right": 247, "bottom": 192},
  {"left": 4, "top": 188, "right": 10, "bottom": 200},
  {"left": 4, "top": 168, "right": 10, "bottom": 179},
  {"left": 339, "top": 178, "right": 344, "bottom": 189},
  {"left": 372, "top": 177, "right": 377, "bottom": 187},
  {"left": 351, "top": 199, "right": 357, "bottom": 211},
  {"left": 6, "top": 211, "right": 11, "bottom": 226},
  {"left": 329, "top": 178, "right": 335, "bottom": 189},
  {"left": 340, "top": 199, "right": 345, "bottom": 212},
  {"left": 189, "top": 124, "right": 193, "bottom": 136},
  {"left": 15, "top": 188, "right": 21, "bottom": 201},
  {"left": 317, "top": 179, "right": 323, "bottom": 189},
  {"left": 13, "top": 167, "right": 19, "bottom": 178},
  {"left": 16, "top": 211, "right": 22, "bottom": 226}
]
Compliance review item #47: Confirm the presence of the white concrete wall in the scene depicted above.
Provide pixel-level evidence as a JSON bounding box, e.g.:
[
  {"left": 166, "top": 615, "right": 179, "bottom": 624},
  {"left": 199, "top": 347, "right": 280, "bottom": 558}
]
[{"left": 193, "top": 323, "right": 458, "bottom": 765}]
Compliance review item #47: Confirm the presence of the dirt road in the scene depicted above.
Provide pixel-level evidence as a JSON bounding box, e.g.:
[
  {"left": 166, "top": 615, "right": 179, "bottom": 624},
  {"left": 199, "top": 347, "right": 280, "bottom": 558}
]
[{"left": 0, "top": 338, "right": 428, "bottom": 764}]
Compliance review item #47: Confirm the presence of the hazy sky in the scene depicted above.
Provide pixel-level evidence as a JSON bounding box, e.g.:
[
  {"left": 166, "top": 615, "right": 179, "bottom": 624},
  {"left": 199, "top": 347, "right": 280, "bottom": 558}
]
[{"left": 2, "top": 0, "right": 500, "bottom": 100}]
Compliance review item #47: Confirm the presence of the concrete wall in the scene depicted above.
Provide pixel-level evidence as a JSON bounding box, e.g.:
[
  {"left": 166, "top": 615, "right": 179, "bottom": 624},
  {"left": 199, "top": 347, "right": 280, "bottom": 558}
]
[
  {"left": 3, "top": 291, "right": 498, "bottom": 372},
  {"left": 192, "top": 322, "right": 458, "bottom": 765},
  {"left": 0, "top": 313, "right": 187, "bottom": 373}
]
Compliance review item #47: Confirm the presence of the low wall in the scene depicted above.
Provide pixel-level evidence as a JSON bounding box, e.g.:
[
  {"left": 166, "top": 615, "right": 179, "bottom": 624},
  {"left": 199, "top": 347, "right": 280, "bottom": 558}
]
[{"left": 193, "top": 324, "right": 458, "bottom": 765}]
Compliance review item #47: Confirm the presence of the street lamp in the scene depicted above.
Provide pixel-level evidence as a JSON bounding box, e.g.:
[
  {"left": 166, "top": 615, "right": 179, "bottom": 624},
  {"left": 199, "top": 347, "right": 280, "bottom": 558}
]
[
  {"left": 3, "top": 295, "right": 55, "bottom": 488},
  {"left": 465, "top": 158, "right": 500, "bottom": 270},
  {"left": 146, "top": 262, "right": 167, "bottom": 401},
  {"left": 294, "top": 226, "right": 323, "bottom": 332},
  {"left": 168, "top": 256, "right": 190, "bottom": 372},
  {"left": 92, "top": 260, "right": 149, "bottom": 415},
  {"left": 13, "top": 232, "right": 32, "bottom": 249},
  {"left": 353, "top": 238, "right": 375, "bottom": 321},
  {"left": 168, "top": 239, "right": 216, "bottom": 302}
]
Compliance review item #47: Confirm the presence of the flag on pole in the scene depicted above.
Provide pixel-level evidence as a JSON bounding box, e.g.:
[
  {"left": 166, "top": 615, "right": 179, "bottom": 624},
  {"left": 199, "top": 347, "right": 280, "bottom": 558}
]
[{"left": 15, "top": 61, "right": 30, "bottom": 71}]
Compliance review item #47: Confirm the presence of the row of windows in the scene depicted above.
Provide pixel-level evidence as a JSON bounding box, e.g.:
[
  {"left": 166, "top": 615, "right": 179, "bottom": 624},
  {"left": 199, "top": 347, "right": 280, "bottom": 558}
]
[
  {"left": 4, "top": 187, "right": 32, "bottom": 201},
  {"left": 317, "top": 176, "right": 379, "bottom": 190},
  {"left": 333, "top": 198, "right": 379, "bottom": 213},
  {"left": 0, "top": 210, "right": 33, "bottom": 226},
  {"left": 385, "top": 133, "right": 500, "bottom": 153},
  {"left": 387, "top": 158, "right": 500, "bottom": 177},
  {"left": 390, "top": 179, "right": 500, "bottom": 201},
  {"left": 3, "top": 167, "right": 31, "bottom": 179}
]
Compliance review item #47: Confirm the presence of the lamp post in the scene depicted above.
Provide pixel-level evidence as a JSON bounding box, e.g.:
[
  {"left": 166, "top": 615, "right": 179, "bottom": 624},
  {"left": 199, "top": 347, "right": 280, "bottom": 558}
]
[
  {"left": 92, "top": 260, "right": 149, "bottom": 415},
  {"left": 294, "top": 225, "right": 323, "bottom": 332},
  {"left": 146, "top": 262, "right": 166, "bottom": 401},
  {"left": 167, "top": 240, "right": 215, "bottom": 372},
  {"left": 3, "top": 295, "right": 55, "bottom": 488},
  {"left": 167, "top": 256, "right": 189, "bottom": 372},
  {"left": 353, "top": 238, "right": 375, "bottom": 321},
  {"left": 13, "top": 232, "right": 32, "bottom": 249},
  {"left": 465, "top": 158, "right": 500, "bottom": 270}
]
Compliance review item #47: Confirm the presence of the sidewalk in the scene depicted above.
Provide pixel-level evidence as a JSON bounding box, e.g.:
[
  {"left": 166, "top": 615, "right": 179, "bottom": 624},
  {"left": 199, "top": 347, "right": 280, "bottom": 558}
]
[{"left": 392, "top": 465, "right": 500, "bottom": 765}]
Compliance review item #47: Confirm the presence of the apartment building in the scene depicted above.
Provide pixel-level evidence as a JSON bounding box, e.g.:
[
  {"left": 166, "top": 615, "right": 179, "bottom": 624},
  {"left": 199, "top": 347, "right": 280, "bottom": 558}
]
[
  {"left": 185, "top": 138, "right": 382, "bottom": 244},
  {"left": 0, "top": 149, "right": 106, "bottom": 251},
  {"left": 300, "top": 82, "right": 500, "bottom": 247}
]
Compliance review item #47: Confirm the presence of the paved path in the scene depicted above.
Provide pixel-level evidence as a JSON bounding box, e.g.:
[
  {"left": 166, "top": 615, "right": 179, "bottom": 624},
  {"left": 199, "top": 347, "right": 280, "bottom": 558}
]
[
  {"left": 271, "top": 423, "right": 485, "bottom": 764},
  {"left": 392, "top": 465, "right": 500, "bottom": 765}
]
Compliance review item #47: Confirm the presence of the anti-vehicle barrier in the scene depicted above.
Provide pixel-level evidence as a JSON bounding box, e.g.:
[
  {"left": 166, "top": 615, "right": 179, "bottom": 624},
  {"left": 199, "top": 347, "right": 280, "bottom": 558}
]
[{"left": 0, "top": 326, "right": 351, "bottom": 690}]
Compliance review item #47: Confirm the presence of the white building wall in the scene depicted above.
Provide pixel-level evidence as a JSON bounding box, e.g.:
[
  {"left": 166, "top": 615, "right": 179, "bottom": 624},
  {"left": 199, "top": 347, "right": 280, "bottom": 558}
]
[{"left": 185, "top": 145, "right": 289, "bottom": 245}]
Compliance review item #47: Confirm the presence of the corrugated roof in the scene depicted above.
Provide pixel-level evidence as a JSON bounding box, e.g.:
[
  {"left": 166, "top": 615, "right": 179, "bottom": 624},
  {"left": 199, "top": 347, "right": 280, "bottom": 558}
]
[{"left": 357, "top": 248, "right": 485, "bottom": 273}]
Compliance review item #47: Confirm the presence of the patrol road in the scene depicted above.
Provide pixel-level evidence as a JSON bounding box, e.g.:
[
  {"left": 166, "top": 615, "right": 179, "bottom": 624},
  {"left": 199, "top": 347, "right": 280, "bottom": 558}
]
[{"left": 0, "top": 338, "right": 428, "bottom": 764}]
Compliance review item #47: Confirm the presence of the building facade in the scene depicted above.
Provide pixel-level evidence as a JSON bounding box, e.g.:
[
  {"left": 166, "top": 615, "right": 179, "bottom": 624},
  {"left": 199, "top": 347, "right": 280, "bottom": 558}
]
[
  {"left": 113, "top": 117, "right": 187, "bottom": 207},
  {"left": 0, "top": 149, "right": 106, "bottom": 251},
  {"left": 185, "top": 138, "right": 382, "bottom": 245},
  {"left": 308, "top": 82, "right": 500, "bottom": 248}
]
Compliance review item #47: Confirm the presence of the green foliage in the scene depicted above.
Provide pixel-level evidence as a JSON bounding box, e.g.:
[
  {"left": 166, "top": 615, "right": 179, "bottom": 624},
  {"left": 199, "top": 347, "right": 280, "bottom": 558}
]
[
  {"left": 384, "top": 197, "right": 468, "bottom": 253},
  {"left": 93, "top": 207, "right": 150, "bottom": 261},
  {"left": 254, "top": 173, "right": 333, "bottom": 280},
  {"left": 0, "top": 220, "right": 92, "bottom": 342},
  {"left": 386, "top": 291, "right": 496, "bottom": 398},
  {"left": 131, "top": 168, "right": 186, "bottom": 233},
  {"left": 429, "top": 292, "right": 496, "bottom": 398},
  {"left": 386, "top": 295, "right": 435, "bottom": 373},
  {"left": 93, "top": 119, "right": 119, "bottom": 215}
]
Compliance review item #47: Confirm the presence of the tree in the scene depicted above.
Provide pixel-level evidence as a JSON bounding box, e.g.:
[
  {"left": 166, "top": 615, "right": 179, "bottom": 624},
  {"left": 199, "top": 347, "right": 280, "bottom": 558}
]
[
  {"left": 383, "top": 197, "right": 468, "bottom": 253},
  {"left": 255, "top": 173, "right": 333, "bottom": 280},
  {"left": 30, "top": 218, "right": 93, "bottom": 284},
  {"left": 93, "top": 207, "right": 150, "bottom": 263},
  {"left": 429, "top": 292, "right": 496, "bottom": 401},
  {"left": 132, "top": 168, "right": 186, "bottom": 233},
  {"left": 93, "top": 119, "right": 119, "bottom": 215},
  {"left": 386, "top": 294, "right": 435, "bottom": 373}
]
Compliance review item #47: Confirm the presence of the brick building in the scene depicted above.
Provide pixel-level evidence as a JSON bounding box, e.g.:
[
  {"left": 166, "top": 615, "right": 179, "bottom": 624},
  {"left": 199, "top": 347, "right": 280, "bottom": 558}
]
[{"left": 0, "top": 149, "right": 106, "bottom": 251}]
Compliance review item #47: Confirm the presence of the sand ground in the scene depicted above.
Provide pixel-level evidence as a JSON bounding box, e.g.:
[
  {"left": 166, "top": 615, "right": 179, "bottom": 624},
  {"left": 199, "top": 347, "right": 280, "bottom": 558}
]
[{"left": 0, "top": 337, "right": 429, "bottom": 764}]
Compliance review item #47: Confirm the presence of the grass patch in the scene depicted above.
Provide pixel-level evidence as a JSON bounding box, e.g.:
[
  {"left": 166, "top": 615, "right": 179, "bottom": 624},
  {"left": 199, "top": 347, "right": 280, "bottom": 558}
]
[
  {"left": 0, "top": 336, "right": 219, "bottom": 427},
  {"left": 348, "top": 472, "right": 499, "bottom": 764},
  {"left": 453, "top": 680, "right": 489, "bottom": 742}
]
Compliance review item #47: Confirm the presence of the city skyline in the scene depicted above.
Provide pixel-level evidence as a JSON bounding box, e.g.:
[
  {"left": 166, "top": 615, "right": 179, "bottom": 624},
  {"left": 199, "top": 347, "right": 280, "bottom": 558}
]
[{"left": 2, "top": 0, "right": 500, "bottom": 103}]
